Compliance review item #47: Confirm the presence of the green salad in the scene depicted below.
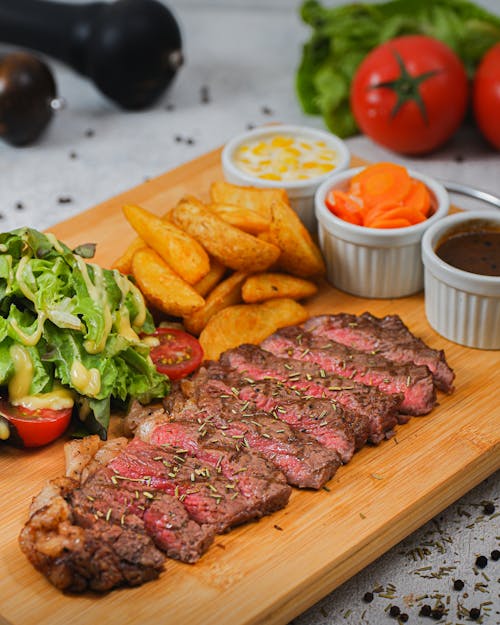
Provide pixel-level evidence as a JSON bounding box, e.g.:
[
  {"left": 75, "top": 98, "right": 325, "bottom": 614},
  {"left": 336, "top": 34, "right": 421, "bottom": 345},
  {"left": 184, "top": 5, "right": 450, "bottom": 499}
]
[{"left": 0, "top": 228, "right": 169, "bottom": 439}]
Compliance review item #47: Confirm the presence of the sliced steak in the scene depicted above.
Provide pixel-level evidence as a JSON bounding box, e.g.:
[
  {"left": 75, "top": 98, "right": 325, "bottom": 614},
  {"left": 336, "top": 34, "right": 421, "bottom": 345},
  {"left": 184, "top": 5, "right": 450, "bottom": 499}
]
[
  {"left": 262, "top": 326, "right": 436, "bottom": 415},
  {"left": 108, "top": 438, "right": 290, "bottom": 533},
  {"left": 189, "top": 365, "right": 361, "bottom": 462},
  {"left": 141, "top": 419, "right": 292, "bottom": 515},
  {"left": 303, "top": 313, "right": 455, "bottom": 393},
  {"left": 71, "top": 467, "right": 215, "bottom": 564},
  {"left": 18, "top": 477, "right": 166, "bottom": 592},
  {"left": 176, "top": 374, "right": 341, "bottom": 487},
  {"left": 220, "top": 344, "right": 401, "bottom": 444}
]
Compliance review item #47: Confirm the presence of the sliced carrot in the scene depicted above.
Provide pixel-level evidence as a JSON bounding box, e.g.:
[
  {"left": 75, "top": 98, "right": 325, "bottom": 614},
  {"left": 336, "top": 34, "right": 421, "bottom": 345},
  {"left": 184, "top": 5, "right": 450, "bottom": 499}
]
[
  {"left": 403, "top": 180, "right": 431, "bottom": 216},
  {"left": 325, "top": 189, "right": 363, "bottom": 225},
  {"left": 350, "top": 162, "right": 412, "bottom": 207},
  {"left": 375, "top": 206, "right": 426, "bottom": 225},
  {"left": 368, "top": 217, "right": 413, "bottom": 229},
  {"left": 364, "top": 201, "right": 402, "bottom": 227}
]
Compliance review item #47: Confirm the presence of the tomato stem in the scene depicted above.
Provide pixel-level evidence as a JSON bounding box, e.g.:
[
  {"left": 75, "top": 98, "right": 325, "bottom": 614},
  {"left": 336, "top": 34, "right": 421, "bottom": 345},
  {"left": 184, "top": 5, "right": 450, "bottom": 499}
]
[{"left": 370, "top": 51, "right": 441, "bottom": 124}]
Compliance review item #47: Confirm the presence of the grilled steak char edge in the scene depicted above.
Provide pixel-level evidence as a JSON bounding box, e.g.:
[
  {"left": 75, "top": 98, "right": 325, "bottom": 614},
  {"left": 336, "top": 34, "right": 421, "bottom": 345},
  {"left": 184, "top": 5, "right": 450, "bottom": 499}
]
[
  {"left": 20, "top": 312, "right": 453, "bottom": 593},
  {"left": 303, "top": 313, "right": 455, "bottom": 393}
]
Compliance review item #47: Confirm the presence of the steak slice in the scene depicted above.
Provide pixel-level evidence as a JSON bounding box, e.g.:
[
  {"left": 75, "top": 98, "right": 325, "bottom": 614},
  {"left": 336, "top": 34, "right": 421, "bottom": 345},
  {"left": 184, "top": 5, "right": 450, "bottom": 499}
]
[
  {"left": 303, "top": 313, "right": 455, "bottom": 393},
  {"left": 140, "top": 419, "right": 292, "bottom": 517},
  {"left": 190, "top": 364, "right": 362, "bottom": 462},
  {"left": 70, "top": 467, "right": 215, "bottom": 564},
  {"left": 176, "top": 374, "right": 341, "bottom": 488},
  {"left": 108, "top": 438, "right": 290, "bottom": 533},
  {"left": 220, "top": 344, "right": 401, "bottom": 444},
  {"left": 262, "top": 326, "right": 436, "bottom": 415},
  {"left": 18, "top": 477, "right": 166, "bottom": 592}
]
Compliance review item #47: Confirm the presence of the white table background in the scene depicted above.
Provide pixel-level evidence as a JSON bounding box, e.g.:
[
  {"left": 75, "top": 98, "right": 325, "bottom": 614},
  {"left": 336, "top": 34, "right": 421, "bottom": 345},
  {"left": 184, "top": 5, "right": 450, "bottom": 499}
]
[{"left": 0, "top": 1, "right": 499, "bottom": 623}]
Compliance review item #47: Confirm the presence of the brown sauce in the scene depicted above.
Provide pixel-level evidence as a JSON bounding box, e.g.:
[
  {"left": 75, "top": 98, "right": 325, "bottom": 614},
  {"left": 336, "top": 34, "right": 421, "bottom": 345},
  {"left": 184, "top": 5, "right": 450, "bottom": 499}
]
[{"left": 436, "top": 230, "right": 500, "bottom": 276}]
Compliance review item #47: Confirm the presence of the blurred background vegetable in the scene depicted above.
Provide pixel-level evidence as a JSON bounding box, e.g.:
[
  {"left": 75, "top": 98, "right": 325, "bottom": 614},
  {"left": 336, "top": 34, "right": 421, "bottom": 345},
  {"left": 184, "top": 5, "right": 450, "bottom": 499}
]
[
  {"left": 350, "top": 35, "right": 469, "bottom": 154},
  {"left": 473, "top": 42, "right": 500, "bottom": 149},
  {"left": 297, "top": 0, "right": 500, "bottom": 138}
]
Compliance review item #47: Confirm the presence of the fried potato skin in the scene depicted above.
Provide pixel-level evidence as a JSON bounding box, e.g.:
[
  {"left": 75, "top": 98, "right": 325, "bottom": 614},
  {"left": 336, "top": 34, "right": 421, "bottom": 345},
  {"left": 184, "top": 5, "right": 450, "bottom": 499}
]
[
  {"left": 210, "top": 181, "right": 288, "bottom": 221},
  {"left": 199, "top": 298, "right": 308, "bottom": 361},
  {"left": 123, "top": 203, "right": 210, "bottom": 284},
  {"left": 267, "top": 199, "right": 326, "bottom": 277},
  {"left": 111, "top": 237, "right": 147, "bottom": 275},
  {"left": 192, "top": 258, "right": 227, "bottom": 297},
  {"left": 242, "top": 272, "right": 318, "bottom": 303},
  {"left": 131, "top": 248, "right": 205, "bottom": 317},
  {"left": 184, "top": 271, "right": 248, "bottom": 335},
  {"left": 208, "top": 203, "right": 270, "bottom": 234},
  {"left": 169, "top": 196, "right": 280, "bottom": 272}
]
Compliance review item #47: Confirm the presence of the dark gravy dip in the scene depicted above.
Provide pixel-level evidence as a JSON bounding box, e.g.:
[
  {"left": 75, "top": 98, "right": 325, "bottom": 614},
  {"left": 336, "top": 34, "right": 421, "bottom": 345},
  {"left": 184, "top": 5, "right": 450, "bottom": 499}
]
[{"left": 436, "top": 229, "right": 500, "bottom": 276}]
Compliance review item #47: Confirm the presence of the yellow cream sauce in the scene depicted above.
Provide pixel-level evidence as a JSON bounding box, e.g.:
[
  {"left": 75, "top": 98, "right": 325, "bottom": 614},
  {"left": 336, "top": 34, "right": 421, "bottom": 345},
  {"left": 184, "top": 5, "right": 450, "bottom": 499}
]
[{"left": 233, "top": 134, "right": 339, "bottom": 182}]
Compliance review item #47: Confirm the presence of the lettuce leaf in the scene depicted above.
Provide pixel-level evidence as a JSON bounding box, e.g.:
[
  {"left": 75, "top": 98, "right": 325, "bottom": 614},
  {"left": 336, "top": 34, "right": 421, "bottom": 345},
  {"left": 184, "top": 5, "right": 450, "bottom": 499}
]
[{"left": 0, "top": 227, "right": 169, "bottom": 439}]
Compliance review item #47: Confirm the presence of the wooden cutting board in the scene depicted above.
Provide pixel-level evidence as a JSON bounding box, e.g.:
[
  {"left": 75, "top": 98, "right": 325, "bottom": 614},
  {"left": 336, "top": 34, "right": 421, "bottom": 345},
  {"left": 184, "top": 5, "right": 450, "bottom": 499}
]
[{"left": 1, "top": 149, "right": 499, "bottom": 625}]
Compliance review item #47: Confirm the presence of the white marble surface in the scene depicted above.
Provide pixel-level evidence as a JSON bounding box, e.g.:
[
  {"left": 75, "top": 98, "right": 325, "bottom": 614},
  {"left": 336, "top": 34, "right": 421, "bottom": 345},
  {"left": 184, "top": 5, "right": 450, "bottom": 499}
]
[{"left": 0, "top": 1, "right": 499, "bottom": 623}]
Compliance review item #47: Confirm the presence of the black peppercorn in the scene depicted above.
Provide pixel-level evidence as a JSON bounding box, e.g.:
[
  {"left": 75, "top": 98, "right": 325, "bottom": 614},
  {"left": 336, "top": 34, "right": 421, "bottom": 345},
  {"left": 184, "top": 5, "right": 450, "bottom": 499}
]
[
  {"left": 475, "top": 555, "right": 488, "bottom": 569},
  {"left": 363, "top": 591, "right": 374, "bottom": 603},
  {"left": 453, "top": 579, "right": 465, "bottom": 591},
  {"left": 389, "top": 605, "right": 401, "bottom": 618},
  {"left": 431, "top": 608, "right": 443, "bottom": 620},
  {"left": 469, "top": 607, "right": 481, "bottom": 620},
  {"left": 491, "top": 549, "right": 500, "bottom": 561},
  {"left": 399, "top": 613, "right": 409, "bottom": 623},
  {"left": 419, "top": 604, "right": 432, "bottom": 617},
  {"left": 483, "top": 502, "right": 495, "bottom": 515},
  {"left": 15, "top": 201, "right": 24, "bottom": 210}
]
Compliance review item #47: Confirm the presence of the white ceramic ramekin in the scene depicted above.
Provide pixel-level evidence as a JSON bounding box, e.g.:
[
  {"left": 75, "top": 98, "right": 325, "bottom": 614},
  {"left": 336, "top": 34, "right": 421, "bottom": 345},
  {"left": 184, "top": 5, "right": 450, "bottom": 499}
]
[
  {"left": 315, "top": 167, "right": 450, "bottom": 298},
  {"left": 221, "top": 125, "right": 350, "bottom": 233},
  {"left": 422, "top": 210, "right": 500, "bottom": 349}
]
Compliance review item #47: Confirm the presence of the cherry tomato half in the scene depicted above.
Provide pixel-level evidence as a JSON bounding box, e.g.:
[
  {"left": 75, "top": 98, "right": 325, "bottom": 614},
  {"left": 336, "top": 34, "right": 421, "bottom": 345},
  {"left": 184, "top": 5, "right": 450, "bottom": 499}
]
[
  {"left": 146, "top": 328, "right": 203, "bottom": 380},
  {"left": 350, "top": 35, "right": 469, "bottom": 155},
  {"left": 473, "top": 42, "right": 500, "bottom": 150},
  {"left": 0, "top": 400, "right": 72, "bottom": 448}
]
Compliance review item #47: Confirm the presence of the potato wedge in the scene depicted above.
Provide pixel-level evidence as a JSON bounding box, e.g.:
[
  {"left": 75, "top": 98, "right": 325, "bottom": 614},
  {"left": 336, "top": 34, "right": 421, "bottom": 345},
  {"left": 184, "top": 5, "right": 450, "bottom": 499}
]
[
  {"left": 170, "top": 196, "right": 280, "bottom": 273},
  {"left": 184, "top": 271, "right": 248, "bottom": 335},
  {"left": 111, "top": 237, "right": 147, "bottom": 275},
  {"left": 267, "top": 198, "right": 326, "bottom": 277},
  {"left": 123, "top": 203, "right": 210, "bottom": 284},
  {"left": 242, "top": 272, "right": 318, "bottom": 303},
  {"left": 131, "top": 248, "right": 205, "bottom": 317},
  {"left": 208, "top": 203, "right": 270, "bottom": 234},
  {"left": 210, "top": 181, "right": 288, "bottom": 221},
  {"left": 199, "top": 298, "right": 308, "bottom": 361},
  {"left": 192, "top": 258, "right": 227, "bottom": 297}
]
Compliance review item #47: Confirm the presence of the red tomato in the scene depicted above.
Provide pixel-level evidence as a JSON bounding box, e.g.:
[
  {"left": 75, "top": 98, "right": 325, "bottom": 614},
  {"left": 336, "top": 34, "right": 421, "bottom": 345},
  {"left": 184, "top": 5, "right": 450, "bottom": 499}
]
[
  {"left": 473, "top": 42, "right": 500, "bottom": 150},
  {"left": 147, "top": 328, "right": 203, "bottom": 380},
  {"left": 350, "top": 35, "right": 469, "bottom": 155},
  {"left": 0, "top": 400, "right": 72, "bottom": 447}
]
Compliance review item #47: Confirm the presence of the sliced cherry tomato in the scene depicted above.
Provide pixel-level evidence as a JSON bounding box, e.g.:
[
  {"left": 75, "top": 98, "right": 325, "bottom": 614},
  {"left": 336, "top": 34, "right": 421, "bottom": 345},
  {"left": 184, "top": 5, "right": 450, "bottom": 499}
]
[
  {"left": 0, "top": 400, "right": 72, "bottom": 447},
  {"left": 146, "top": 328, "right": 203, "bottom": 380}
]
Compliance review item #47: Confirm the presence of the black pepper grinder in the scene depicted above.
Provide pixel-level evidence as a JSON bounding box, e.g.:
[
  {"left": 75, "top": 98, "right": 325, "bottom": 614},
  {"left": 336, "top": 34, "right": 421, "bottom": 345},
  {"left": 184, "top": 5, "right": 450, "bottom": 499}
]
[{"left": 0, "top": 0, "right": 183, "bottom": 109}]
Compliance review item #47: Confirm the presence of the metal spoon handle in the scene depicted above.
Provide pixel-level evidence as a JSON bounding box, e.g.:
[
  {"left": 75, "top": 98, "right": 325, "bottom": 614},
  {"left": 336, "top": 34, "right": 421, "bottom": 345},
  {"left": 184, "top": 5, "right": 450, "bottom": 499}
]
[{"left": 441, "top": 180, "right": 500, "bottom": 209}]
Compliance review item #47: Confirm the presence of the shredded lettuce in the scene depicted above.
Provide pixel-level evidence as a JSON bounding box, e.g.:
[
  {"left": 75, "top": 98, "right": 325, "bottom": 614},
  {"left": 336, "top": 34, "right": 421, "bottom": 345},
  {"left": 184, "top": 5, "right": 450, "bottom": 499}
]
[
  {"left": 0, "top": 228, "right": 169, "bottom": 439},
  {"left": 297, "top": 0, "right": 500, "bottom": 137}
]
